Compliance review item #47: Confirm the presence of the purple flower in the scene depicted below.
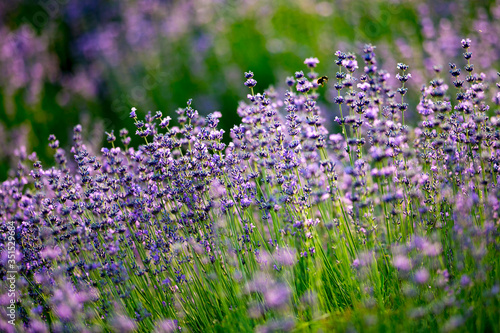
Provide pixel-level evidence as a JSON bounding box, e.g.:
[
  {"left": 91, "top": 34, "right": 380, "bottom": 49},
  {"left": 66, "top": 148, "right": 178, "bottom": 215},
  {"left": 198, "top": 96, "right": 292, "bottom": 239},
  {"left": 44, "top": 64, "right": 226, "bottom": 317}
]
[
  {"left": 461, "top": 38, "right": 471, "bottom": 49},
  {"left": 264, "top": 284, "right": 290, "bottom": 309},
  {"left": 240, "top": 196, "right": 252, "bottom": 208},
  {"left": 274, "top": 247, "right": 297, "bottom": 266},
  {"left": 397, "top": 63, "right": 409, "bottom": 71},
  {"left": 160, "top": 116, "right": 172, "bottom": 128},
  {"left": 130, "top": 107, "right": 137, "bottom": 118},
  {"left": 460, "top": 275, "right": 471, "bottom": 287},
  {"left": 244, "top": 78, "right": 257, "bottom": 88},
  {"left": 154, "top": 319, "right": 178, "bottom": 333},
  {"left": 111, "top": 316, "right": 137, "bottom": 333},
  {"left": 393, "top": 255, "right": 411, "bottom": 271},
  {"left": 295, "top": 71, "right": 304, "bottom": 79},
  {"left": 414, "top": 268, "right": 430, "bottom": 285},
  {"left": 40, "top": 246, "right": 62, "bottom": 260},
  {"left": 342, "top": 59, "right": 358, "bottom": 72},
  {"left": 304, "top": 57, "right": 320, "bottom": 68}
]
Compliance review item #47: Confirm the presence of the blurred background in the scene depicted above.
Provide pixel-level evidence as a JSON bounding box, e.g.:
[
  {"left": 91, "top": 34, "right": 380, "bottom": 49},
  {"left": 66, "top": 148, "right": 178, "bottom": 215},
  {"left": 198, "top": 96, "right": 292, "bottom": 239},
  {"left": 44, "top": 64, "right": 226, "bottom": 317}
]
[{"left": 1, "top": 0, "right": 499, "bottom": 180}]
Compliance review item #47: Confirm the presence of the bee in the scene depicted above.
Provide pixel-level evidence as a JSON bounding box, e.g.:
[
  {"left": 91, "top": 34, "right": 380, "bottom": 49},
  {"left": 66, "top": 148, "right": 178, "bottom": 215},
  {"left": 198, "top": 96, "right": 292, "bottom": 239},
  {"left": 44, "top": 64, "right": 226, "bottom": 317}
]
[{"left": 317, "top": 76, "right": 329, "bottom": 87}]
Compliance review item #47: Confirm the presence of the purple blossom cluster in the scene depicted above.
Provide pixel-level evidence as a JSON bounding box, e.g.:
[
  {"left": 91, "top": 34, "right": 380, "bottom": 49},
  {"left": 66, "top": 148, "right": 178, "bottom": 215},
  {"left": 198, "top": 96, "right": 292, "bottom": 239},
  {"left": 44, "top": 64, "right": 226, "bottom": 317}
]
[
  {"left": 3, "top": 0, "right": 500, "bottom": 178},
  {"left": 1, "top": 39, "right": 500, "bottom": 332}
]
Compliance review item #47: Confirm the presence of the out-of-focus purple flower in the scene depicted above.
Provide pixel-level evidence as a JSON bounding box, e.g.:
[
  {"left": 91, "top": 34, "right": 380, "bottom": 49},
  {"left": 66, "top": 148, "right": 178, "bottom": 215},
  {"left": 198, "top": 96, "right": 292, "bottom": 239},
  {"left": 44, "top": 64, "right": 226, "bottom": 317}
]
[
  {"left": 240, "top": 196, "right": 252, "bottom": 208},
  {"left": 493, "top": 92, "right": 500, "bottom": 105},
  {"left": 40, "top": 246, "right": 62, "bottom": 260},
  {"left": 154, "top": 319, "right": 178, "bottom": 333},
  {"left": 274, "top": 247, "right": 296, "bottom": 266},
  {"left": 264, "top": 283, "right": 291, "bottom": 309},
  {"left": 27, "top": 320, "right": 49, "bottom": 333},
  {"left": 443, "top": 315, "right": 465, "bottom": 332},
  {"left": 393, "top": 255, "right": 411, "bottom": 271},
  {"left": 414, "top": 268, "right": 430, "bottom": 285},
  {"left": 160, "top": 116, "right": 172, "bottom": 128},
  {"left": 460, "top": 275, "right": 471, "bottom": 287},
  {"left": 256, "top": 318, "right": 295, "bottom": 333},
  {"left": 423, "top": 242, "right": 441, "bottom": 257},
  {"left": 111, "top": 315, "right": 137, "bottom": 333}
]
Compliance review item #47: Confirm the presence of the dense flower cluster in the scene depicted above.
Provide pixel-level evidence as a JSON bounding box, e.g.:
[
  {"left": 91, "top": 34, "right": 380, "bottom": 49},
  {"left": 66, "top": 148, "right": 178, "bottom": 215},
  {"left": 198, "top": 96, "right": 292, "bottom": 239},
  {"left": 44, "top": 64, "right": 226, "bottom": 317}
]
[
  {"left": 3, "top": 0, "right": 500, "bottom": 173},
  {"left": 1, "top": 40, "right": 500, "bottom": 332}
]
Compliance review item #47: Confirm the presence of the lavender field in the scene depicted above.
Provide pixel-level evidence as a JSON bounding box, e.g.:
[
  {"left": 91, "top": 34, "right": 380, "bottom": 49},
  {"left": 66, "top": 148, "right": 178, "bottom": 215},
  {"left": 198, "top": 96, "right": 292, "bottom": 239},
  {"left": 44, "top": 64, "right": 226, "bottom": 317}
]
[{"left": 1, "top": 1, "right": 500, "bottom": 332}]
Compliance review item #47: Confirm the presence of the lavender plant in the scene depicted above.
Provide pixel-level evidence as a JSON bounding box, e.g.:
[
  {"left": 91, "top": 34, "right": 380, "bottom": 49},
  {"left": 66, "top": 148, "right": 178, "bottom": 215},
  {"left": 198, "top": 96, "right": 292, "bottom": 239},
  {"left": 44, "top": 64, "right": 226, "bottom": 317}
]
[
  {"left": 4, "top": 0, "right": 500, "bottom": 177},
  {"left": 1, "top": 39, "right": 499, "bottom": 332}
]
